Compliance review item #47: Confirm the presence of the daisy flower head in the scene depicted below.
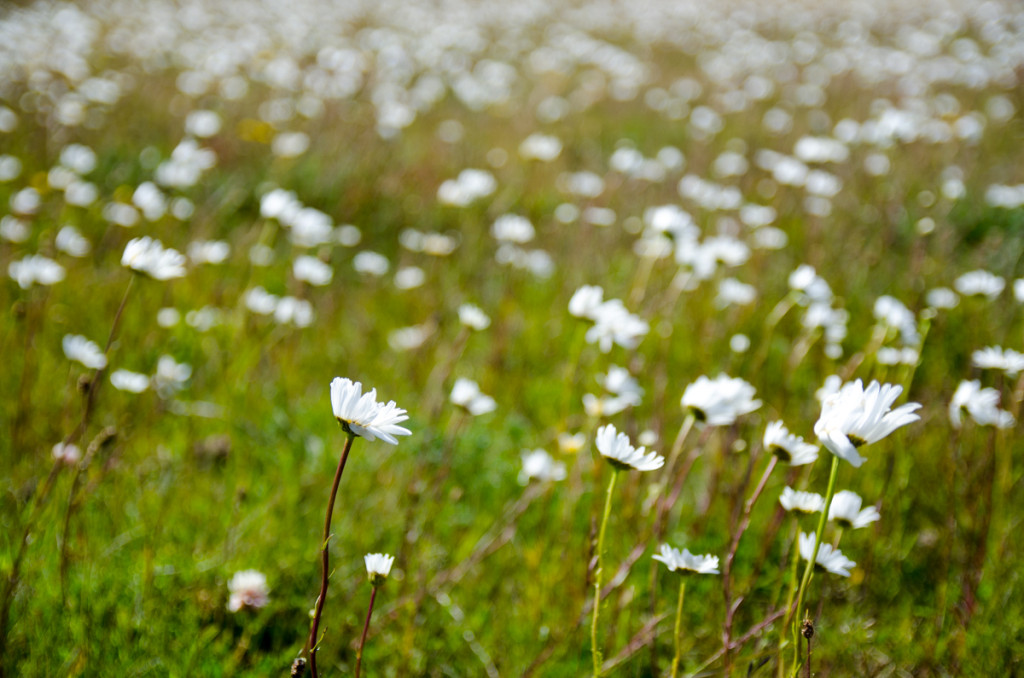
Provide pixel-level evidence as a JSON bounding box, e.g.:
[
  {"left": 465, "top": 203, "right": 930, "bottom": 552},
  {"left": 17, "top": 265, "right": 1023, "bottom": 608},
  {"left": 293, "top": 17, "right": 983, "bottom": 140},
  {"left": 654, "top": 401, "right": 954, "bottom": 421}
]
[
  {"left": 9, "top": 254, "right": 66, "bottom": 289},
  {"left": 764, "top": 421, "right": 818, "bottom": 465},
  {"left": 779, "top": 486, "right": 825, "bottom": 515},
  {"left": 652, "top": 544, "right": 720, "bottom": 575},
  {"left": 121, "top": 236, "right": 187, "bottom": 280},
  {"left": 972, "top": 346, "right": 1024, "bottom": 377},
  {"left": 227, "top": 570, "right": 269, "bottom": 612},
  {"left": 569, "top": 284, "right": 604, "bottom": 320},
  {"left": 585, "top": 299, "right": 649, "bottom": 352},
  {"left": 330, "top": 377, "right": 411, "bottom": 445},
  {"left": 828, "top": 490, "right": 881, "bottom": 529},
  {"left": 62, "top": 334, "right": 107, "bottom": 370},
  {"left": 813, "top": 379, "right": 921, "bottom": 468},
  {"left": 595, "top": 424, "right": 664, "bottom": 472},
  {"left": 949, "top": 380, "right": 1015, "bottom": 429},
  {"left": 364, "top": 553, "right": 395, "bottom": 586},
  {"left": 52, "top": 442, "right": 82, "bottom": 465},
  {"left": 681, "top": 374, "right": 761, "bottom": 426},
  {"left": 450, "top": 378, "right": 497, "bottom": 416},
  {"left": 519, "top": 449, "right": 567, "bottom": 484},
  {"left": 798, "top": 532, "right": 855, "bottom": 577},
  {"left": 458, "top": 303, "right": 490, "bottom": 330}
]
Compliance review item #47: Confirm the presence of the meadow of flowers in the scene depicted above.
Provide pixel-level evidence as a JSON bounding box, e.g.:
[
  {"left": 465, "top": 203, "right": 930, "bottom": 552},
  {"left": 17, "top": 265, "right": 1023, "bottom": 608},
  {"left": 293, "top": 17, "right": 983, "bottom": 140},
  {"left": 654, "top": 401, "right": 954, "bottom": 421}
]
[{"left": 2, "top": 0, "right": 1024, "bottom": 675}]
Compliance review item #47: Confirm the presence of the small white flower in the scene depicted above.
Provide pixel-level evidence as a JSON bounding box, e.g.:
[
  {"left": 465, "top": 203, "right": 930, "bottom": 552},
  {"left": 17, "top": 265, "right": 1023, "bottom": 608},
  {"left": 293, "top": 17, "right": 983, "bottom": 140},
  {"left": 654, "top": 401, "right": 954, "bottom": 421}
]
[
  {"left": 62, "top": 334, "right": 107, "bottom": 370},
  {"left": 595, "top": 424, "right": 664, "bottom": 472},
  {"left": 364, "top": 553, "right": 395, "bottom": 586},
  {"left": 330, "top": 378, "right": 411, "bottom": 445},
  {"left": 491, "top": 214, "right": 535, "bottom": 243},
  {"left": 154, "top": 355, "right": 191, "bottom": 396},
  {"left": 949, "top": 380, "right": 1015, "bottom": 429},
  {"left": 828, "top": 490, "right": 881, "bottom": 529},
  {"left": 9, "top": 255, "right": 66, "bottom": 289},
  {"left": 798, "top": 532, "right": 855, "bottom": 577},
  {"left": 557, "top": 432, "right": 586, "bottom": 453},
  {"left": 585, "top": 299, "right": 649, "bottom": 353},
  {"left": 569, "top": 285, "right": 604, "bottom": 320},
  {"left": 52, "top": 442, "right": 82, "bottom": 465},
  {"left": 110, "top": 369, "right": 150, "bottom": 393},
  {"left": 519, "top": 449, "right": 567, "bottom": 484},
  {"left": 187, "top": 240, "right": 230, "bottom": 265},
  {"left": 121, "top": 237, "right": 186, "bottom": 280},
  {"left": 813, "top": 380, "right": 921, "bottom": 467},
  {"left": 55, "top": 226, "right": 91, "bottom": 257},
  {"left": 681, "top": 374, "right": 761, "bottom": 426},
  {"left": 293, "top": 255, "right": 333, "bottom": 286},
  {"left": 458, "top": 303, "right": 490, "bottom": 330},
  {"left": 779, "top": 487, "right": 825, "bottom": 514},
  {"left": 227, "top": 570, "right": 269, "bottom": 612},
  {"left": 353, "top": 251, "right": 389, "bottom": 276},
  {"left": 652, "top": 544, "right": 720, "bottom": 574},
  {"left": 954, "top": 270, "right": 1004, "bottom": 299},
  {"left": 972, "top": 346, "right": 1024, "bottom": 377},
  {"left": 764, "top": 421, "right": 818, "bottom": 466},
  {"left": 450, "top": 378, "right": 497, "bottom": 416}
]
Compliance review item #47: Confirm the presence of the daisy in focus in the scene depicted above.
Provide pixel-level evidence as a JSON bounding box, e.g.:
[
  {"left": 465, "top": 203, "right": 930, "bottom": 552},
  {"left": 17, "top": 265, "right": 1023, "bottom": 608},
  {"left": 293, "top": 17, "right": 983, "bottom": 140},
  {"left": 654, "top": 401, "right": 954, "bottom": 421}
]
[
  {"left": 364, "top": 553, "right": 395, "bottom": 586},
  {"left": 813, "top": 379, "right": 921, "bottom": 467},
  {"left": 330, "top": 378, "right": 411, "bottom": 444},
  {"left": 121, "top": 236, "right": 187, "bottom": 280}
]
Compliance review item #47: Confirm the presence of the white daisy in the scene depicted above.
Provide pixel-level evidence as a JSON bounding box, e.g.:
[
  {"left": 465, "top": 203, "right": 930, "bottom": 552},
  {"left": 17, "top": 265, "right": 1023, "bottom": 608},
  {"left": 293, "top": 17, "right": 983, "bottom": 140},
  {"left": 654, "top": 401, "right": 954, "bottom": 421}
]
[
  {"left": 828, "top": 490, "right": 881, "bottom": 529},
  {"left": 779, "top": 487, "right": 825, "bottom": 514},
  {"left": 681, "top": 374, "right": 761, "bottom": 426},
  {"left": 972, "top": 346, "right": 1024, "bottom": 377},
  {"left": 62, "top": 334, "right": 107, "bottom": 370},
  {"left": 798, "top": 532, "right": 855, "bottom": 577},
  {"left": 364, "top": 553, "right": 395, "bottom": 586},
  {"left": 595, "top": 424, "right": 664, "bottom": 472},
  {"left": 121, "top": 236, "right": 186, "bottom": 280},
  {"left": 813, "top": 380, "right": 921, "bottom": 467},
  {"left": 330, "top": 378, "right": 411, "bottom": 445},
  {"left": 519, "top": 449, "right": 567, "bottom": 484},
  {"left": 652, "top": 544, "right": 720, "bottom": 574},
  {"left": 949, "top": 380, "right": 1015, "bottom": 429},
  {"left": 764, "top": 421, "right": 819, "bottom": 466}
]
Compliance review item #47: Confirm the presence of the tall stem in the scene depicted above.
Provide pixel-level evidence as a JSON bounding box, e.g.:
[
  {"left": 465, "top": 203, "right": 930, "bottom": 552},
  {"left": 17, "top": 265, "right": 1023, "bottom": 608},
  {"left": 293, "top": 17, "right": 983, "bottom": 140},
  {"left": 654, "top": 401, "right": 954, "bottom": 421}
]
[
  {"left": 591, "top": 468, "right": 619, "bottom": 677},
  {"left": 790, "top": 455, "right": 840, "bottom": 676},
  {"left": 308, "top": 431, "right": 356, "bottom": 677},
  {"left": 777, "top": 527, "right": 803, "bottom": 678},
  {"left": 354, "top": 585, "right": 379, "bottom": 678},
  {"left": 670, "top": 579, "right": 687, "bottom": 678}
]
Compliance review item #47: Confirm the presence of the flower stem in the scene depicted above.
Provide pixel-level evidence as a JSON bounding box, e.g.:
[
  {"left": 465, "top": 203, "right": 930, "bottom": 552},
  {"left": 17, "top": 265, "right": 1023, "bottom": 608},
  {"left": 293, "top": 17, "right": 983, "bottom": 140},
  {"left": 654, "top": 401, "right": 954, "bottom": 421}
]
[
  {"left": 354, "top": 585, "right": 379, "bottom": 678},
  {"left": 670, "top": 578, "right": 687, "bottom": 678},
  {"left": 308, "top": 431, "right": 356, "bottom": 678},
  {"left": 790, "top": 455, "right": 840, "bottom": 677},
  {"left": 591, "top": 468, "right": 619, "bottom": 677},
  {"left": 777, "top": 527, "right": 803, "bottom": 678}
]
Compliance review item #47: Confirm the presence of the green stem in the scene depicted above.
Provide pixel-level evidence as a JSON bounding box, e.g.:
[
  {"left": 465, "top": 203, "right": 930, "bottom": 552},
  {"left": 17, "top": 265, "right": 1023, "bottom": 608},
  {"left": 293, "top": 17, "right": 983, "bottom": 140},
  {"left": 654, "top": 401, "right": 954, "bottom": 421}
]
[
  {"left": 670, "top": 578, "right": 687, "bottom": 678},
  {"left": 778, "top": 526, "right": 803, "bottom": 678},
  {"left": 790, "top": 455, "right": 840, "bottom": 677},
  {"left": 591, "top": 468, "right": 619, "bottom": 677}
]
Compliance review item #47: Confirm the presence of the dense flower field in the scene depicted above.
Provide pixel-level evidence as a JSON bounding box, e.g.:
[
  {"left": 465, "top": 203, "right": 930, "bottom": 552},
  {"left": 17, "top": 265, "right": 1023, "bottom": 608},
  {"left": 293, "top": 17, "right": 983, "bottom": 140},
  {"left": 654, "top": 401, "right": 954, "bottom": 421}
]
[{"left": 2, "top": 0, "right": 1024, "bottom": 675}]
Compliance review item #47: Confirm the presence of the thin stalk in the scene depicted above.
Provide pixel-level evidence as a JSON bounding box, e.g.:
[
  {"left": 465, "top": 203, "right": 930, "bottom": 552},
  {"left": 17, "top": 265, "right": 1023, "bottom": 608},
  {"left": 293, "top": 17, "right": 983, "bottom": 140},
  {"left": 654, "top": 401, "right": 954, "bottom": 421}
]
[
  {"left": 777, "top": 527, "right": 803, "bottom": 678},
  {"left": 790, "top": 455, "right": 840, "bottom": 676},
  {"left": 670, "top": 579, "right": 686, "bottom": 678},
  {"left": 308, "top": 431, "right": 356, "bottom": 678},
  {"left": 591, "top": 468, "right": 619, "bottom": 677},
  {"left": 354, "top": 585, "right": 379, "bottom": 678}
]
